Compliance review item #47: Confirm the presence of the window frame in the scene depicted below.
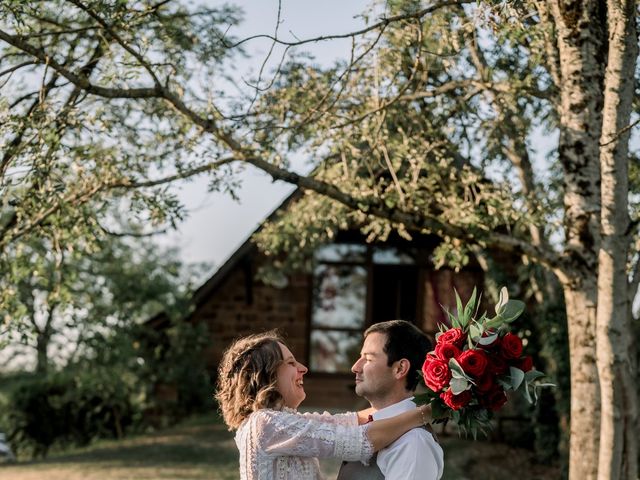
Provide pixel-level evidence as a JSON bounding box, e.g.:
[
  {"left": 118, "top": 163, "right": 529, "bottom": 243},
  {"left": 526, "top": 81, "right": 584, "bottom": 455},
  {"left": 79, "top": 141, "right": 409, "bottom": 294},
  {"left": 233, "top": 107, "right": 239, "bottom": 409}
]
[{"left": 306, "top": 243, "right": 421, "bottom": 375}]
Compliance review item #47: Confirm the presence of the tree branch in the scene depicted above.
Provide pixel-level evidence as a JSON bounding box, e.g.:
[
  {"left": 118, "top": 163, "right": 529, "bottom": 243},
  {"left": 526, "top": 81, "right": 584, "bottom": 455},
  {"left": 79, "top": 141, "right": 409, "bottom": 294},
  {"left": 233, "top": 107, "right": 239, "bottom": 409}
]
[
  {"left": 243, "top": 155, "right": 566, "bottom": 272},
  {"left": 534, "top": 0, "right": 561, "bottom": 89},
  {"left": 225, "top": 0, "right": 473, "bottom": 49},
  {"left": 0, "top": 59, "right": 38, "bottom": 79},
  {"left": 64, "top": 0, "right": 164, "bottom": 87},
  {"left": 0, "top": 28, "right": 159, "bottom": 98},
  {"left": 110, "top": 157, "right": 238, "bottom": 189}
]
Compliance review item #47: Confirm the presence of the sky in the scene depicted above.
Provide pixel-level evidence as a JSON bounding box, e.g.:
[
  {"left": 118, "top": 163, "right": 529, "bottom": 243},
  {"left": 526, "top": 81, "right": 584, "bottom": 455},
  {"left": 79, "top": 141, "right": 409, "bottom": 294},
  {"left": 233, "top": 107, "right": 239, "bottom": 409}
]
[{"left": 156, "top": 0, "right": 372, "bottom": 276}]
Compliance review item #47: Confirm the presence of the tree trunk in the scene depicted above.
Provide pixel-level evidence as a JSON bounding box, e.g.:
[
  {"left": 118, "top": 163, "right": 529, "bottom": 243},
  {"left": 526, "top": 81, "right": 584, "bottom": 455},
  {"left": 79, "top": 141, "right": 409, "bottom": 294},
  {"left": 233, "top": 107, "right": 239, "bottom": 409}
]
[
  {"left": 549, "top": 0, "right": 606, "bottom": 477},
  {"left": 35, "top": 331, "right": 50, "bottom": 374},
  {"left": 597, "top": 1, "right": 638, "bottom": 478},
  {"left": 562, "top": 283, "right": 601, "bottom": 480},
  {"left": 35, "top": 302, "right": 56, "bottom": 375},
  {"left": 549, "top": 1, "right": 607, "bottom": 477}
]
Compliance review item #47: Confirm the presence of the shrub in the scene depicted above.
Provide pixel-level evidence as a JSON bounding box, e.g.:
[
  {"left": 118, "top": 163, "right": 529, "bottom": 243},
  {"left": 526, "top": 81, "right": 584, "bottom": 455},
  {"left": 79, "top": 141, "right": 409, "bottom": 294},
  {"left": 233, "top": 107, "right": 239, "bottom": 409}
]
[{"left": 6, "top": 369, "right": 140, "bottom": 457}]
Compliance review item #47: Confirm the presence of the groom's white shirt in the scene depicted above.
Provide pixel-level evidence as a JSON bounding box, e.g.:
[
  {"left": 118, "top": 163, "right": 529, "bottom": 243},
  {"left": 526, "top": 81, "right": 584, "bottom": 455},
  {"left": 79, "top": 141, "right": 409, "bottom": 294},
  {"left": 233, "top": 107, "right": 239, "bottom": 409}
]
[{"left": 372, "top": 397, "right": 444, "bottom": 480}]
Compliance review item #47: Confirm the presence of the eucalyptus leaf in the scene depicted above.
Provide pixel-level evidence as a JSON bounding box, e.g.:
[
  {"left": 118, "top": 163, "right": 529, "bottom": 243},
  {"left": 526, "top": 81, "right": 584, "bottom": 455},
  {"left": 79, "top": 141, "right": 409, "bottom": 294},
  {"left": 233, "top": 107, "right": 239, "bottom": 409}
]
[
  {"left": 450, "top": 377, "right": 470, "bottom": 395},
  {"left": 495, "top": 286, "right": 509, "bottom": 315},
  {"left": 536, "top": 382, "right": 557, "bottom": 388},
  {"left": 483, "top": 316, "right": 505, "bottom": 330},
  {"left": 500, "top": 299, "right": 525, "bottom": 323},
  {"left": 524, "top": 383, "right": 533, "bottom": 403},
  {"left": 525, "top": 370, "right": 546, "bottom": 382},
  {"left": 448, "top": 357, "right": 465, "bottom": 376},
  {"left": 510, "top": 366, "right": 525, "bottom": 390},
  {"left": 469, "top": 323, "right": 483, "bottom": 341},
  {"left": 497, "top": 378, "right": 512, "bottom": 390},
  {"left": 478, "top": 332, "right": 499, "bottom": 345}
]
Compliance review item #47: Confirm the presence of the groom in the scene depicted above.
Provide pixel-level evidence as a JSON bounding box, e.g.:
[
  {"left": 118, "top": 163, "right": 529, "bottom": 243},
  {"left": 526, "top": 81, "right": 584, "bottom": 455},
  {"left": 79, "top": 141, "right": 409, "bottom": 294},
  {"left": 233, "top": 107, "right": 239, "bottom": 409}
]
[{"left": 337, "top": 320, "right": 444, "bottom": 480}]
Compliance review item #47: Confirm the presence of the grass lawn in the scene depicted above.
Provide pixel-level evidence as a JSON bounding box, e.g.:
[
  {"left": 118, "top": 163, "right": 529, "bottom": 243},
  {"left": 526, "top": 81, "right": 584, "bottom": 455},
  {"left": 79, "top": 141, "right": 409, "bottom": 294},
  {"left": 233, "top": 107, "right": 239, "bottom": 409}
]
[{"left": 0, "top": 414, "right": 560, "bottom": 480}]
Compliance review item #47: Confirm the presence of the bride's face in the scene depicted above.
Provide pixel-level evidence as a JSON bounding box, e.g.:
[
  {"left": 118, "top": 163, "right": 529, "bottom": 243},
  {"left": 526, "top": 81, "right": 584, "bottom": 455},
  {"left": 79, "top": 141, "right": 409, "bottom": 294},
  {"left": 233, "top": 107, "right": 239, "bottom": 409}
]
[{"left": 276, "top": 343, "right": 308, "bottom": 409}]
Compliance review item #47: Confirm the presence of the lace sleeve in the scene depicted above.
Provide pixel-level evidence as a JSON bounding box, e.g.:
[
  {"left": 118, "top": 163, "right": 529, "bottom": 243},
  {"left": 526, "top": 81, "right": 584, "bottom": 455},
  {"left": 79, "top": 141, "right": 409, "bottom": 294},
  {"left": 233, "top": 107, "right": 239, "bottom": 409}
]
[
  {"left": 299, "top": 411, "right": 358, "bottom": 426},
  {"left": 248, "top": 409, "right": 373, "bottom": 463}
]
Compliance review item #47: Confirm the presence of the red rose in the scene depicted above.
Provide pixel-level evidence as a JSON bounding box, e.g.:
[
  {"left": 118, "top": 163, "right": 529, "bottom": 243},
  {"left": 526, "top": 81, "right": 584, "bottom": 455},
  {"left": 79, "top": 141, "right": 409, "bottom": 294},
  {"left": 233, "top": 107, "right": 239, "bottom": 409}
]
[
  {"left": 516, "top": 355, "right": 534, "bottom": 372},
  {"left": 434, "top": 342, "right": 461, "bottom": 361},
  {"left": 457, "top": 349, "right": 488, "bottom": 377},
  {"left": 440, "top": 388, "right": 472, "bottom": 411},
  {"left": 487, "top": 355, "right": 508, "bottom": 375},
  {"left": 437, "top": 328, "right": 467, "bottom": 348},
  {"left": 422, "top": 356, "right": 452, "bottom": 392},
  {"left": 475, "top": 372, "right": 494, "bottom": 393},
  {"left": 480, "top": 386, "right": 508, "bottom": 411},
  {"left": 500, "top": 333, "right": 523, "bottom": 359}
]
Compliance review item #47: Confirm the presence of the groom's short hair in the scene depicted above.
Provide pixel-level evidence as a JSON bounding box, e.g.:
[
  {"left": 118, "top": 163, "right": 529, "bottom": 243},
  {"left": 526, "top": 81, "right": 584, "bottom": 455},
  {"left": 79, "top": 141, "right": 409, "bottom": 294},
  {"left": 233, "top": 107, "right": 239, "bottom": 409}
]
[{"left": 364, "top": 320, "right": 431, "bottom": 391}]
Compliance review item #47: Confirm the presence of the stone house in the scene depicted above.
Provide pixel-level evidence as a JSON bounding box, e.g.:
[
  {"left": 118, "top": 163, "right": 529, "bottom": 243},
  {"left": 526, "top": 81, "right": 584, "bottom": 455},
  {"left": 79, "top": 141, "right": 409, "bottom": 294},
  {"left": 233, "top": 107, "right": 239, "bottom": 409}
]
[
  {"left": 154, "top": 193, "right": 484, "bottom": 408},
  {"left": 152, "top": 192, "right": 485, "bottom": 409}
]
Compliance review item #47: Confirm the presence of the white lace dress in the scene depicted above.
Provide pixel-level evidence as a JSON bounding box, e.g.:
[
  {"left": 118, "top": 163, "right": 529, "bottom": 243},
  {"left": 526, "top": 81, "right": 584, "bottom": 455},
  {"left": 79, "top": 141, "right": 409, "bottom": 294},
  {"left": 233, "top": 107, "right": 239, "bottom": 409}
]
[{"left": 234, "top": 408, "right": 374, "bottom": 480}]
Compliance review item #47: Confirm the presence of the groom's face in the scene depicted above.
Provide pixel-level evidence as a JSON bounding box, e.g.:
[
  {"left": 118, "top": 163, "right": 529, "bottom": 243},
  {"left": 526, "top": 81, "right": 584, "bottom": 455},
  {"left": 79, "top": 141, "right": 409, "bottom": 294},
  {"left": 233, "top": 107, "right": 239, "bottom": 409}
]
[{"left": 352, "top": 332, "right": 396, "bottom": 401}]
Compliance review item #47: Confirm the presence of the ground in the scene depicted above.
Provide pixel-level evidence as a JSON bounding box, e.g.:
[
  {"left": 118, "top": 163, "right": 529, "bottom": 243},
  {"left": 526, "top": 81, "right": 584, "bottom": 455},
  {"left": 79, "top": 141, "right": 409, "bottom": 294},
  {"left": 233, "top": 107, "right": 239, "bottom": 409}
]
[{"left": 0, "top": 414, "right": 560, "bottom": 480}]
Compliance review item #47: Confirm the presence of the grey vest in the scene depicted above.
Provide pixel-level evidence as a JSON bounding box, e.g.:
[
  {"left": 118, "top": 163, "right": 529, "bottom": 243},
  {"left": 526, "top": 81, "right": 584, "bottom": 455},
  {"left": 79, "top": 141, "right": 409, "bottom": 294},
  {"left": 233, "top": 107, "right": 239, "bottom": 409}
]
[{"left": 336, "top": 454, "right": 384, "bottom": 480}]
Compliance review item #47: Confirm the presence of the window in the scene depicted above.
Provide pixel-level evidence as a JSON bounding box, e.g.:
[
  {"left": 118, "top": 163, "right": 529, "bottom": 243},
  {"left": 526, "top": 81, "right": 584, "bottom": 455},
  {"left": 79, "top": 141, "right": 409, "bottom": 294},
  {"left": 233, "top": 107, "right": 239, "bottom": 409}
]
[{"left": 309, "top": 244, "right": 419, "bottom": 373}]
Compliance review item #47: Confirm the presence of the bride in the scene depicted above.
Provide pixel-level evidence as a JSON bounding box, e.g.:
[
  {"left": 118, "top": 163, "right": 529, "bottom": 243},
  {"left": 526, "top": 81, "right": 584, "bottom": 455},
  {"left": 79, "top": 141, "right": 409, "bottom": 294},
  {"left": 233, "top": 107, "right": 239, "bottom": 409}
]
[{"left": 215, "top": 330, "right": 431, "bottom": 480}]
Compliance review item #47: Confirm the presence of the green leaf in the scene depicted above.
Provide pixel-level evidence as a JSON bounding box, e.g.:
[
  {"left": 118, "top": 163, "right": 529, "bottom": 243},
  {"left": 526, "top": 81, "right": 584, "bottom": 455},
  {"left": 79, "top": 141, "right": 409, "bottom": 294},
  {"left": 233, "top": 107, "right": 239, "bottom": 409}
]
[
  {"left": 469, "top": 322, "right": 483, "bottom": 341},
  {"left": 524, "top": 370, "right": 546, "bottom": 382},
  {"left": 500, "top": 299, "right": 525, "bottom": 323},
  {"left": 509, "top": 366, "right": 525, "bottom": 390},
  {"left": 477, "top": 332, "right": 498, "bottom": 345},
  {"left": 483, "top": 315, "right": 505, "bottom": 330},
  {"left": 455, "top": 289, "right": 465, "bottom": 326},
  {"left": 449, "top": 357, "right": 465, "bottom": 377},
  {"left": 431, "top": 399, "right": 450, "bottom": 420},
  {"left": 497, "top": 378, "right": 512, "bottom": 390},
  {"left": 495, "top": 286, "right": 509, "bottom": 315},
  {"left": 449, "top": 357, "right": 475, "bottom": 388},
  {"left": 463, "top": 287, "right": 478, "bottom": 321},
  {"left": 449, "top": 377, "right": 470, "bottom": 394},
  {"left": 413, "top": 392, "right": 435, "bottom": 405},
  {"left": 445, "top": 308, "right": 460, "bottom": 328},
  {"left": 523, "top": 383, "right": 533, "bottom": 403}
]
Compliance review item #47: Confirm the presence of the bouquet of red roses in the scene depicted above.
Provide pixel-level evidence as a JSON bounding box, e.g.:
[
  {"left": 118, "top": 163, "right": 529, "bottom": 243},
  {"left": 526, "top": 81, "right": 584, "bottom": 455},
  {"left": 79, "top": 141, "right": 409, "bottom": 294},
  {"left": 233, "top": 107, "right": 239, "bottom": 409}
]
[{"left": 415, "top": 287, "right": 552, "bottom": 437}]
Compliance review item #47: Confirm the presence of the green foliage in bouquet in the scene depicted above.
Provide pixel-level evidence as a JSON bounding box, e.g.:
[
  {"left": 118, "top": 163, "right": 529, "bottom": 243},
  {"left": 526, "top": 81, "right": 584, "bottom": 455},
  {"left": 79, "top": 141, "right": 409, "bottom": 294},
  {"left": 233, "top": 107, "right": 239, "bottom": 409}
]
[{"left": 416, "top": 287, "right": 554, "bottom": 439}]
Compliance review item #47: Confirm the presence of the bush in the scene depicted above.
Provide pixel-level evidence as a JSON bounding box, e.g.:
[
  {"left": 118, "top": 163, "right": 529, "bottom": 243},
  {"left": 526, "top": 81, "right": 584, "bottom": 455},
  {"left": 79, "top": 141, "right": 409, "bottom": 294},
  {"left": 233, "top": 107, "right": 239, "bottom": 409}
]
[
  {"left": 3, "top": 321, "right": 212, "bottom": 458},
  {"left": 6, "top": 369, "right": 140, "bottom": 457}
]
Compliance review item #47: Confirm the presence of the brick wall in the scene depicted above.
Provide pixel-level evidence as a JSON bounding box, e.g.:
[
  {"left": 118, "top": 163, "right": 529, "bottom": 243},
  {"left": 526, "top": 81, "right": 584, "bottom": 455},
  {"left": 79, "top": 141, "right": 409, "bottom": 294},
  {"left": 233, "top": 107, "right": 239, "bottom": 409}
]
[
  {"left": 192, "top": 257, "right": 311, "bottom": 374},
  {"left": 194, "top": 247, "right": 485, "bottom": 409}
]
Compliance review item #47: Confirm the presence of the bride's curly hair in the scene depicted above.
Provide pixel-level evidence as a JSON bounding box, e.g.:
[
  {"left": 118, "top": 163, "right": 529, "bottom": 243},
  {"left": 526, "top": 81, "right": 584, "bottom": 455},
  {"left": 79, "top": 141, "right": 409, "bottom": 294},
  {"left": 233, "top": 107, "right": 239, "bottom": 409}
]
[{"left": 215, "top": 330, "right": 285, "bottom": 430}]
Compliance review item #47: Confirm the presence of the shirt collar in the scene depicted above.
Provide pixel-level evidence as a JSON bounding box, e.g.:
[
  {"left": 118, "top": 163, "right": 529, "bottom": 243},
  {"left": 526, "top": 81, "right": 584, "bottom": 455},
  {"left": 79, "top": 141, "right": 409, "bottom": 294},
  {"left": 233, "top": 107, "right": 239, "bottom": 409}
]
[{"left": 371, "top": 397, "right": 416, "bottom": 421}]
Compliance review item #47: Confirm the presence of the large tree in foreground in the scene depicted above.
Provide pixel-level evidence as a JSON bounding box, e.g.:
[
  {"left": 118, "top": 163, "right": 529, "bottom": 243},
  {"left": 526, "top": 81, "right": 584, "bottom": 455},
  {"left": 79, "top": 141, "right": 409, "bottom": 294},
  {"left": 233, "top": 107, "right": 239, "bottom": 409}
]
[{"left": 0, "top": 1, "right": 638, "bottom": 478}]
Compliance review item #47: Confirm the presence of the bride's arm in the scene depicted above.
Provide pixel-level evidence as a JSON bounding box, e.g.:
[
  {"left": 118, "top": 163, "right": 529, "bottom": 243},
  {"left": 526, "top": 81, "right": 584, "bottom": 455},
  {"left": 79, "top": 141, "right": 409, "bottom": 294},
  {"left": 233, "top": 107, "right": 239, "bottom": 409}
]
[
  {"left": 365, "top": 404, "right": 431, "bottom": 451},
  {"left": 249, "top": 405, "right": 432, "bottom": 462},
  {"left": 300, "top": 407, "right": 376, "bottom": 426},
  {"left": 356, "top": 407, "right": 376, "bottom": 424}
]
